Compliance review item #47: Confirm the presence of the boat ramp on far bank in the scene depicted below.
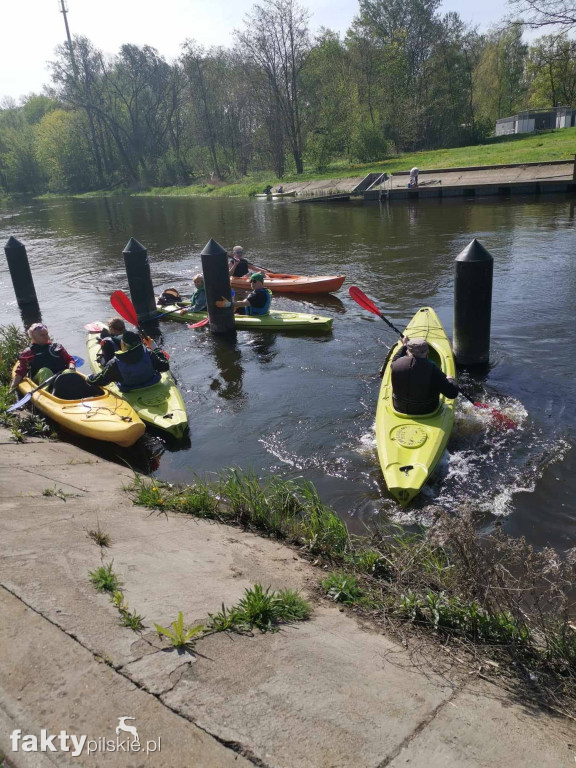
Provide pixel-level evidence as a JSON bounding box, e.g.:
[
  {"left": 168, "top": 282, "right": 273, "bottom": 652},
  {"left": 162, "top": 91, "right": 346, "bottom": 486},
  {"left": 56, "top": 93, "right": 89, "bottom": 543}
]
[{"left": 261, "top": 160, "right": 576, "bottom": 204}]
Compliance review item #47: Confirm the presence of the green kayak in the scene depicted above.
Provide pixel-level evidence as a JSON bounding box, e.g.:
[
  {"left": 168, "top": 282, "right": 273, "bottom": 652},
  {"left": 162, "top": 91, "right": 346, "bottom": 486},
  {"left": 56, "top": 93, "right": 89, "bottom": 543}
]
[
  {"left": 375, "top": 307, "right": 456, "bottom": 507},
  {"left": 155, "top": 303, "right": 333, "bottom": 332},
  {"left": 86, "top": 326, "right": 188, "bottom": 439}
]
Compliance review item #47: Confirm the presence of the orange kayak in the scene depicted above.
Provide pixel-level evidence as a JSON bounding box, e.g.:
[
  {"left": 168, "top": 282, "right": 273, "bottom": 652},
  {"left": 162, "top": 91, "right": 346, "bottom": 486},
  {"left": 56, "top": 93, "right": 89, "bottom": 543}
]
[{"left": 230, "top": 272, "right": 345, "bottom": 294}]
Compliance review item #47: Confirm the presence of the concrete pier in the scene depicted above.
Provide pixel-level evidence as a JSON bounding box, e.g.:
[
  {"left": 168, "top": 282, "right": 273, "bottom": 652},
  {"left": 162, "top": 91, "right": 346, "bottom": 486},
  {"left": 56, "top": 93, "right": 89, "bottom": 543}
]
[{"left": 281, "top": 161, "right": 576, "bottom": 203}]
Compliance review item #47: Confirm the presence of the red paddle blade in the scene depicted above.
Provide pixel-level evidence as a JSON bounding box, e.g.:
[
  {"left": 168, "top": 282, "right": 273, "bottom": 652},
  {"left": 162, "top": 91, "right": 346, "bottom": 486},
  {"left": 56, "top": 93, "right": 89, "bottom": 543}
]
[
  {"left": 349, "top": 286, "right": 382, "bottom": 318},
  {"left": 187, "top": 319, "right": 209, "bottom": 329},
  {"left": 110, "top": 290, "right": 138, "bottom": 327},
  {"left": 474, "top": 402, "right": 517, "bottom": 430}
]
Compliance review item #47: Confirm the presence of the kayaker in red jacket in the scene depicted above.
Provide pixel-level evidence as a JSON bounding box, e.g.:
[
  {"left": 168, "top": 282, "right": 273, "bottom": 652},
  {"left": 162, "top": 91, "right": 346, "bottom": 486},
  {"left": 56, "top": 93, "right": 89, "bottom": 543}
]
[
  {"left": 391, "top": 337, "right": 458, "bottom": 415},
  {"left": 11, "top": 323, "right": 75, "bottom": 388}
]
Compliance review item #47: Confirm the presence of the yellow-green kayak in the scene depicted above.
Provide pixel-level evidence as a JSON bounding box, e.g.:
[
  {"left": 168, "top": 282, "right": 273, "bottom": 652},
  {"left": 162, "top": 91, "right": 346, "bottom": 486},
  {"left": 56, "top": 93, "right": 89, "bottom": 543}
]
[
  {"left": 375, "top": 307, "right": 456, "bottom": 506},
  {"left": 86, "top": 327, "right": 188, "bottom": 439},
  {"left": 155, "top": 303, "right": 333, "bottom": 332}
]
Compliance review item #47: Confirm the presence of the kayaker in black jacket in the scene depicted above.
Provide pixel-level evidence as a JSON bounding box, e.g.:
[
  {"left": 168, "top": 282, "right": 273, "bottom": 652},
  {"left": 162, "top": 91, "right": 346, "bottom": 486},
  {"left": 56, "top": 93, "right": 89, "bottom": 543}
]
[
  {"left": 88, "top": 331, "right": 169, "bottom": 392},
  {"left": 391, "top": 337, "right": 458, "bottom": 415}
]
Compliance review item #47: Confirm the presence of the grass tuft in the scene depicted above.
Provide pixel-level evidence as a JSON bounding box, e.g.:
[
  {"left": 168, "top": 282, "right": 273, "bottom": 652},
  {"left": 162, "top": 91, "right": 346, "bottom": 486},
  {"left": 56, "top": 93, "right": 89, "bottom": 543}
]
[
  {"left": 87, "top": 522, "right": 111, "bottom": 548},
  {"left": 322, "top": 572, "right": 365, "bottom": 604},
  {"left": 154, "top": 611, "right": 204, "bottom": 649},
  {"left": 89, "top": 561, "right": 121, "bottom": 593},
  {"left": 207, "top": 584, "right": 312, "bottom": 634}
]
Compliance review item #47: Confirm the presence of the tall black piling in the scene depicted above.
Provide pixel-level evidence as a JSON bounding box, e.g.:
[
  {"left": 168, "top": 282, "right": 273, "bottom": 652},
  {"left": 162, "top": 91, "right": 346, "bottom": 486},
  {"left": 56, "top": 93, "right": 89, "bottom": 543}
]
[
  {"left": 4, "top": 236, "right": 41, "bottom": 322},
  {"left": 122, "top": 237, "right": 158, "bottom": 324},
  {"left": 200, "top": 238, "right": 236, "bottom": 334},
  {"left": 453, "top": 238, "right": 493, "bottom": 367}
]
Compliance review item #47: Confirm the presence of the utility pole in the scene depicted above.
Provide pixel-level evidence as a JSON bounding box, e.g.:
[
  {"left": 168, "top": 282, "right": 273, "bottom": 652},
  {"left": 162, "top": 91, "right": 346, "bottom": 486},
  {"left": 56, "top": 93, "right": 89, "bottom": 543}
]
[{"left": 58, "top": 0, "right": 78, "bottom": 77}]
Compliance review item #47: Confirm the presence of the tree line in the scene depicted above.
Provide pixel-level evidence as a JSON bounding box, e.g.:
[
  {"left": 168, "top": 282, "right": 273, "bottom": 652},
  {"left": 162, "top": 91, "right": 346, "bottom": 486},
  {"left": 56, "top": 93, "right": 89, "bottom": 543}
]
[{"left": 1, "top": 0, "right": 575, "bottom": 195}]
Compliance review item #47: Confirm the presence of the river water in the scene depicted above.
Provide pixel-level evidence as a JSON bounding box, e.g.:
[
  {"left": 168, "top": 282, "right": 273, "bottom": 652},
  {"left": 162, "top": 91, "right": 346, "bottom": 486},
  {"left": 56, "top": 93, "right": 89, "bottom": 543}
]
[{"left": 0, "top": 194, "right": 574, "bottom": 550}]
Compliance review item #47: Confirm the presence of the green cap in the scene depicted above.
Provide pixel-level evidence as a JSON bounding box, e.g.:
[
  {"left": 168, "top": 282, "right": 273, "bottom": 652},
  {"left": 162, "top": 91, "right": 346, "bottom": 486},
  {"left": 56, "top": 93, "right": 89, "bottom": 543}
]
[{"left": 250, "top": 272, "right": 264, "bottom": 283}]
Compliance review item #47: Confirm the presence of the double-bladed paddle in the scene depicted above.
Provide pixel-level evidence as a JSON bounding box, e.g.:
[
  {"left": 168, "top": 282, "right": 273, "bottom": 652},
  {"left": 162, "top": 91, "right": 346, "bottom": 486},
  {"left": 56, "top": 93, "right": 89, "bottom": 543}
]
[
  {"left": 8, "top": 371, "right": 64, "bottom": 412},
  {"left": 348, "top": 285, "right": 517, "bottom": 430}
]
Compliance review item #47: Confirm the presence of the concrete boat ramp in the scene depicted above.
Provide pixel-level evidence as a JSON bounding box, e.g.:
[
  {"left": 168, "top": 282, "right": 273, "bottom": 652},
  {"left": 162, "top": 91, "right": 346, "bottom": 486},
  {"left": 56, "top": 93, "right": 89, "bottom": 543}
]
[
  {"left": 0, "top": 428, "right": 573, "bottom": 767},
  {"left": 265, "top": 160, "right": 576, "bottom": 203}
]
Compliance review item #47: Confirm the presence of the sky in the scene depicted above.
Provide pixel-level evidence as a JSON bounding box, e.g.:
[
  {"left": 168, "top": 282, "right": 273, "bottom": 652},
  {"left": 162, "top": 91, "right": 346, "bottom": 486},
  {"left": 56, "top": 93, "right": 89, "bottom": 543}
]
[{"left": 1, "top": 0, "right": 513, "bottom": 101}]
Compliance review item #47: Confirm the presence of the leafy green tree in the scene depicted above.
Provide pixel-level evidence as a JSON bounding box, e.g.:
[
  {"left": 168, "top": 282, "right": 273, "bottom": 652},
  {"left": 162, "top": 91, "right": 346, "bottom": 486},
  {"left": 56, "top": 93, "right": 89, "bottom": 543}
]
[
  {"left": 526, "top": 34, "right": 576, "bottom": 107},
  {"left": 303, "top": 30, "right": 359, "bottom": 170},
  {"left": 236, "top": 0, "right": 311, "bottom": 174},
  {"left": 0, "top": 107, "right": 43, "bottom": 194},
  {"left": 35, "top": 108, "right": 96, "bottom": 191},
  {"left": 474, "top": 25, "right": 528, "bottom": 124}
]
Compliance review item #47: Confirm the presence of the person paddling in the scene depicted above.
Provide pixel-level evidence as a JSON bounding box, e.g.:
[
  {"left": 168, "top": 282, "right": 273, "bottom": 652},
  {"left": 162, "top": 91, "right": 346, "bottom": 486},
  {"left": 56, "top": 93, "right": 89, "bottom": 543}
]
[
  {"left": 391, "top": 337, "right": 458, "bottom": 415},
  {"left": 233, "top": 273, "right": 272, "bottom": 316},
  {"left": 87, "top": 331, "right": 169, "bottom": 392},
  {"left": 229, "top": 245, "right": 256, "bottom": 277}
]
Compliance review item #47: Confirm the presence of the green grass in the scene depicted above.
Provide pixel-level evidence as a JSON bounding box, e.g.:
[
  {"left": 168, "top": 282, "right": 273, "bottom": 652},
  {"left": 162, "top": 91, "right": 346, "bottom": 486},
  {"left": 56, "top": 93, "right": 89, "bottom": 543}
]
[
  {"left": 154, "top": 611, "right": 204, "bottom": 649},
  {"left": 89, "top": 561, "right": 121, "bottom": 593},
  {"left": 130, "top": 471, "right": 350, "bottom": 557},
  {"left": 129, "top": 470, "right": 576, "bottom": 710},
  {"left": 57, "top": 127, "right": 576, "bottom": 200},
  {"left": 207, "top": 584, "right": 311, "bottom": 633},
  {"left": 322, "top": 572, "right": 365, "bottom": 605}
]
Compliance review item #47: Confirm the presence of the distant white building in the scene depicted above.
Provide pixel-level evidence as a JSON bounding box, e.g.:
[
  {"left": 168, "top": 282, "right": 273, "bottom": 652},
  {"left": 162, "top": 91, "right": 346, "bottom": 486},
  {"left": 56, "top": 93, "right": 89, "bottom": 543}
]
[{"left": 495, "top": 107, "right": 575, "bottom": 136}]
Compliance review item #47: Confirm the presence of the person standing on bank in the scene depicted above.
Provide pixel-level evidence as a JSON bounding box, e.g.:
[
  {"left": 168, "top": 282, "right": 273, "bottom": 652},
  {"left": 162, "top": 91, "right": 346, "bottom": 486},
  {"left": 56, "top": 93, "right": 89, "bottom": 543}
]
[
  {"left": 391, "top": 337, "right": 458, "bottom": 415},
  {"left": 409, "top": 167, "right": 419, "bottom": 188},
  {"left": 233, "top": 273, "right": 272, "bottom": 316}
]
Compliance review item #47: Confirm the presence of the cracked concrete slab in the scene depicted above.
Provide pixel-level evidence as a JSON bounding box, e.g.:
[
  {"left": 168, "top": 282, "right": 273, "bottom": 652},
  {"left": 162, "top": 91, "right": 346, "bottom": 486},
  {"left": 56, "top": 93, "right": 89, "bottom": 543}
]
[
  {"left": 1, "top": 427, "right": 574, "bottom": 767},
  {"left": 0, "top": 587, "right": 250, "bottom": 767}
]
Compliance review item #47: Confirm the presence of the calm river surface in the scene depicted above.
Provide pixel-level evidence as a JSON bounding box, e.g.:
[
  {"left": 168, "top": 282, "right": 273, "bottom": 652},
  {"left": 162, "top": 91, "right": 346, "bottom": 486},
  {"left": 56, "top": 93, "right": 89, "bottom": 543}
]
[{"left": 1, "top": 194, "right": 574, "bottom": 549}]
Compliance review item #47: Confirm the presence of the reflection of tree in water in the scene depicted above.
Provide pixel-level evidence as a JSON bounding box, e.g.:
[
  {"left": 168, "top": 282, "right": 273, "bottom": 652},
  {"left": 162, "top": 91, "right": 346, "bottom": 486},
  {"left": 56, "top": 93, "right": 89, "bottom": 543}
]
[{"left": 209, "top": 335, "right": 245, "bottom": 401}]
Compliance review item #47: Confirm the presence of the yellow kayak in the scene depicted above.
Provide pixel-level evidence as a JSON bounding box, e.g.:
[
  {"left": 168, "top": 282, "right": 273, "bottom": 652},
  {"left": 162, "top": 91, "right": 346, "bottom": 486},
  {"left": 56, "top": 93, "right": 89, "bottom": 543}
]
[
  {"left": 375, "top": 307, "right": 456, "bottom": 506},
  {"left": 14, "top": 367, "right": 145, "bottom": 448}
]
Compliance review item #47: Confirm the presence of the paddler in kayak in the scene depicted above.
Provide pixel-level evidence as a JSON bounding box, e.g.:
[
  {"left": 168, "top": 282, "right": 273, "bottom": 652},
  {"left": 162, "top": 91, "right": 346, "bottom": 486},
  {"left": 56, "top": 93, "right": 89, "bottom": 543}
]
[
  {"left": 98, "top": 317, "right": 127, "bottom": 363},
  {"left": 179, "top": 274, "right": 207, "bottom": 315},
  {"left": 233, "top": 273, "right": 272, "bottom": 316},
  {"left": 11, "top": 323, "right": 98, "bottom": 399},
  {"left": 391, "top": 337, "right": 458, "bottom": 415},
  {"left": 87, "top": 331, "right": 170, "bottom": 392},
  {"left": 229, "top": 246, "right": 258, "bottom": 277},
  {"left": 11, "top": 323, "right": 76, "bottom": 389}
]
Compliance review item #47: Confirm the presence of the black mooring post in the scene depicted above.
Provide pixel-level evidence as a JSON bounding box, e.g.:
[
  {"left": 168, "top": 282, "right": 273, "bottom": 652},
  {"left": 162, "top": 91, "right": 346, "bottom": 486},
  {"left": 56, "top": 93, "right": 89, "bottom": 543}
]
[
  {"left": 4, "top": 236, "right": 41, "bottom": 317},
  {"left": 122, "top": 237, "right": 158, "bottom": 323},
  {"left": 453, "top": 238, "right": 493, "bottom": 367},
  {"left": 200, "top": 238, "right": 236, "bottom": 335}
]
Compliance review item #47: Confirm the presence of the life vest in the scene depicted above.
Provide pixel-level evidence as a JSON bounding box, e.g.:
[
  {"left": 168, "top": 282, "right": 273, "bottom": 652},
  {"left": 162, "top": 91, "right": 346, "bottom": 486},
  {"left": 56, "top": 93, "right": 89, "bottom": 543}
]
[
  {"left": 245, "top": 288, "right": 272, "bottom": 316},
  {"left": 23, "top": 343, "right": 69, "bottom": 378},
  {"left": 158, "top": 288, "right": 182, "bottom": 306},
  {"left": 115, "top": 346, "right": 160, "bottom": 391}
]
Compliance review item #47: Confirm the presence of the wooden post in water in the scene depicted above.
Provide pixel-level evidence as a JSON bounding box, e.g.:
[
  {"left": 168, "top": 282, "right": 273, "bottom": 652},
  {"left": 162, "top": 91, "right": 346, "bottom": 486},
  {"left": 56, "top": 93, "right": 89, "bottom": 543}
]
[
  {"left": 453, "top": 238, "right": 493, "bottom": 367},
  {"left": 200, "top": 238, "right": 236, "bottom": 334},
  {"left": 4, "top": 236, "right": 41, "bottom": 322},
  {"left": 122, "top": 237, "right": 158, "bottom": 323}
]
